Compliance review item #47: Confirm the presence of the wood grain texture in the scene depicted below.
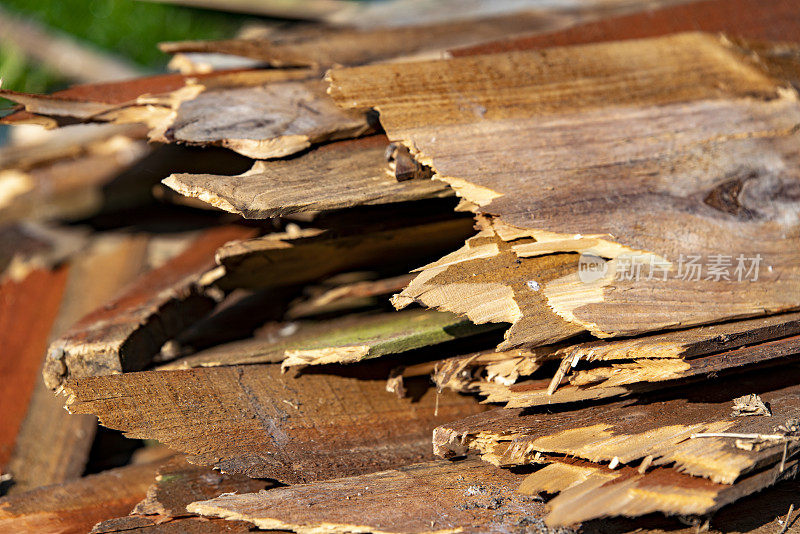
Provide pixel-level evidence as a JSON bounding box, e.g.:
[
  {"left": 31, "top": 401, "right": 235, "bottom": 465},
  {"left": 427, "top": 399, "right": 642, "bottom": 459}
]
[
  {"left": 163, "top": 136, "right": 451, "bottom": 218},
  {"left": 452, "top": 0, "right": 800, "bottom": 57},
  {"left": 188, "top": 459, "right": 552, "bottom": 534},
  {"left": 392, "top": 227, "right": 582, "bottom": 349},
  {"left": 330, "top": 32, "right": 800, "bottom": 338},
  {"left": 0, "top": 461, "right": 158, "bottom": 534},
  {"left": 5, "top": 233, "right": 151, "bottom": 493},
  {"left": 43, "top": 225, "right": 256, "bottom": 390},
  {"left": 0, "top": 267, "right": 68, "bottom": 473},
  {"left": 434, "top": 367, "right": 800, "bottom": 484},
  {"left": 63, "top": 362, "right": 488, "bottom": 483},
  {"left": 520, "top": 457, "right": 800, "bottom": 527},
  {"left": 160, "top": 79, "right": 370, "bottom": 159},
  {"left": 161, "top": 309, "right": 496, "bottom": 370},
  {"left": 215, "top": 216, "right": 476, "bottom": 291}
]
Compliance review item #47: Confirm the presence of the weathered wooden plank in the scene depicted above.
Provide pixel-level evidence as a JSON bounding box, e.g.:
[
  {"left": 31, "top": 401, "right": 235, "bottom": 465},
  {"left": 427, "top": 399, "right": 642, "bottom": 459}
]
[
  {"left": 5, "top": 234, "right": 152, "bottom": 493},
  {"left": 155, "top": 79, "right": 371, "bottom": 159},
  {"left": 161, "top": 309, "right": 496, "bottom": 370},
  {"left": 330, "top": 32, "right": 800, "bottom": 340},
  {"left": 0, "top": 268, "right": 68, "bottom": 474},
  {"left": 163, "top": 136, "right": 451, "bottom": 218},
  {"left": 434, "top": 367, "right": 800, "bottom": 484},
  {"left": 188, "top": 459, "right": 552, "bottom": 534},
  {"left": 43, "top": 225, "right": 256, "bottom": 390},
  {"left": 93, "top": 517, "right": 259, "bottom": 533},
  {"left": 62, "top": 362, "right": 488, "bottom": 483},
  {"left": 520, "top": 456, "right": 800, "bottom": 527},
  {"left": 0, "top": 461, "right": 159, "bottom": 534},
  {"left": 452, "top": 0, "right": 800, "bottom": 57},
  {"left": 215, "top": 215, "right": 476, "bottom": 291},
  {"left": 286, "top": 273, "right": 414, "bottom": 319}
]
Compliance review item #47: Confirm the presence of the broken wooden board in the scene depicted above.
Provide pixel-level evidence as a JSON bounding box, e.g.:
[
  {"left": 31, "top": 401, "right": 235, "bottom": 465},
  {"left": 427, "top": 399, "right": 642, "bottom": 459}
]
[
  {"left": 62, "top": 362, "right": 488, "bottom": 482},
  {"left": 330, "top": 32, "right": 800, "bottom": 339},
  {"left": 452, "top": 0, "right": 800, "bottom": 57},
  {"left": 214, "top": 215, "right": 476, "bottom": 291},
  {"left": 43, "top": 225, "right": 256, "bottom": 390},
  {"left": 434, "top": 366, "right": 800, "bottom": 484},
  {"left": 160, "top": 309, "right": 496, "bottom": 370},
  {"left": 163, "top": 136, "right": 451, "bottom": 218},
  {"left": 5, "top": 233, "right": 152, "bottom": 493},
  {"left": 392, "top": 227, "right": 583, "bottom": 349},
  {"left": 520, "top": 456, "right": 800, "bottom": 527},
  {"left": 188, "top": 459, "right": 551, "bottom": 534},
  {"left": 154, "top": 78, "right": 371, "bottom": 159},
  {"left": 0, "top": 267, "right": 68, "bottom": 475},
  {"left": 0, "top": 222, "right": 87, "bottom": 282},
  {"left": 159, "top": 11, "right": 590, "bottom": 69},
  {"left": 286, "top": 273, "right": 414, "bottom": 319},
  {"left": 0, "top": 460, "right": 159, "bottom": 534}
]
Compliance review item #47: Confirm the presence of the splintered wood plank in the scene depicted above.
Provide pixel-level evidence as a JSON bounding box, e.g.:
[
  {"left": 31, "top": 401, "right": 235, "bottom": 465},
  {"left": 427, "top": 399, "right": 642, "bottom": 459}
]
[
  {"left": 215, "top": 216, "right": 476, "bottom": 291},
  {"left": 162, "top": 309, "right": 496, "bottom": 370},
  {"left": 62, "top": 363, "right": 488, "bottom": 482},
  {"left": 329, "top": 32, "right": 800, "bottom": 339},
  {"left": 434, "top": 367, "right": 800, "bottom": 484},
  {"left": 0, "top": 461, "right": 159, "bottom": 534},
  {"left": 5, "top": 234, "right": 151, "bottom": 492},
  {"left": 0, "top": 267, "right": 68, "bottom": 472},
  {"left": 392, "top": 227, "right": 582, "bottom": 349},
  {"left": 519, "top": 457, "right": 800, "bottom": 527},
  {"left": 287, "top": 273, "right": 414, "bottom": 319},
  {"left": 156, "top": 79, "right": 370, "bottom": 159},
  {"left": 452, "top": 0, "right": 800, "bottom": 57},
  {"left": 0, "top": 223, "right": 87, "bottom": 281},
  {"left": 43, "top": 225, "right": 256, "bottom": 390},
  {"left": 163, "top": 136, "right": 450, "bottom": 218},
  {"left": 188, "top": 459, "right": 549, "bottom": 534},
  {"left": 160, "top": 11, "right": 586, "bottom": 69}
]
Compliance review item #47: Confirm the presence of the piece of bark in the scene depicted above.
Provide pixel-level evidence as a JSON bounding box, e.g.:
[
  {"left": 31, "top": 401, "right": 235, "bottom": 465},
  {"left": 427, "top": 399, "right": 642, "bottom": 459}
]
[
  {"left": 214, "top": 216, "right": 476, "bottom": 291},
  {"left": 434, "top": 366, "right": 800, "bottom": 484},
  {"left": 0, "top": 461, "right": 159, "bottom": 534},
  {"left": 62, "top": 361, "right": 488, "bottom": 482},
  {"left": 287, "top": 273, "right": 414, "bottom": 319},
  {"left": 0, "top": 267, "right": 69, "bottom": 475},
  {"left": 93, "top": 516, "right": 259, "bottom": 533},
  {"left": 43, "top": 225, "right": 256, "bottom": 390},
  {"left": 188, "top": 459, "right": 552, "bottom": 534},
  {"left": 163, "top": 136, "right": 451, "bottom": 218},
  {"left": 452, "top": 0, "right": 800, "bottom": 57},
  {"left": 393, "top": 227, "right": 583, "bottom": 349},
  {"left": 330, "top": 32, "right": 800, "bottom": 339},
  {"left": 5, "top": 234, "right": 152, "bottom": 493},
  {"left": 161, "top": 309, "right": 496, "bottom": 370},
  {"left": 520, "top": 456, "right": 800, "bottom": 527}
]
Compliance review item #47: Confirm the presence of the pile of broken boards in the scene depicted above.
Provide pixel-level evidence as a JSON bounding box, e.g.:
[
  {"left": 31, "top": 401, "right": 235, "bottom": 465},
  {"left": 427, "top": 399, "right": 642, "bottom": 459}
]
[{"left": 2, "top": 0, "right": 800, "bottom": 532}]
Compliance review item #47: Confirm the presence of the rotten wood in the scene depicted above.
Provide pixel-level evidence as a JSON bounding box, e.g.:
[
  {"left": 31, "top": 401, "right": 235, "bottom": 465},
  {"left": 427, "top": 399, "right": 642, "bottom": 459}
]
[
  {"left": 330, "top": 32, "right": 800, "bottom": 340},
  {"left": 188, "top": 459, "right": 551, "bottom": 534},
  {"left": 43, "top": 225, "right": 256, "bottom": 390},
  {"left": 62, "top": 362, "right": 488, "bottom": 482},
  {"left": 162, "top": 136, "right": 451, "bottom": 219},
  {"left": 434, "top": 366, "right": 800, "bottom": 484}
]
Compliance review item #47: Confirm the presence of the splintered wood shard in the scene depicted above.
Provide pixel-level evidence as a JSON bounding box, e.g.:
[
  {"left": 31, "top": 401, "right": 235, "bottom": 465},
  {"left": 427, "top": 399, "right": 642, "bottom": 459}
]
[
  {"left": 157, "top": 79, "right": 371, "bottom": 159},
  {"left": 215, "top": 216, "right": 475, "bottom": 291},
  {"left": 519, "top": 457, "right": 800, "bottom": 527},
  {"left": 43, "top": 225, "right": 256, "bottom": 390},
  {"left": 62, "top": 363, "right": 487, "bottom": 482},
  {"left": 433, "top": 367, "right": 800, "bottom": 484},
  {"left": 163, "top": 136, "right": 451, "bottom": 218},
  {"left": 160, "top": 309, "right": 497, "bottom": 370},
  {"left": 329, "top": 32, "right": 800, "bottom": 339},
  {"left": 187, "top": 459, "right": 550, "bottom": 534},
  {"left": 392, "top": 227, "right": 582, "bottom": 349}
]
